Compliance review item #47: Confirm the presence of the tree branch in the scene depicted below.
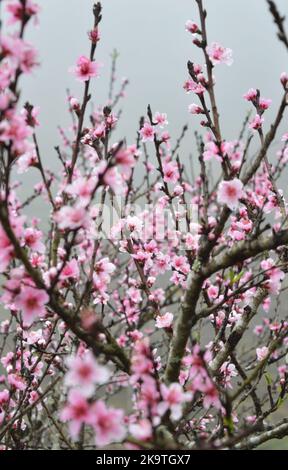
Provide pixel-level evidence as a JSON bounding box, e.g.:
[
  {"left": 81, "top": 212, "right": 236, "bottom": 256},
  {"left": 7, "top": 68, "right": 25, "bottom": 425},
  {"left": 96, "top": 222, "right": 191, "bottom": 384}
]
[{"left": 267, "top": 0, "right": 288, "bottom": 50}]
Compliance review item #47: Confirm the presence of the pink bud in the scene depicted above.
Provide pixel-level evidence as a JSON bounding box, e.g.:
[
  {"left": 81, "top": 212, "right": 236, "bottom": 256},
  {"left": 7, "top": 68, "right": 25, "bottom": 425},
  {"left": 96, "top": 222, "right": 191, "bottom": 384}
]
[
  {"left": 193, "top": 64, "right": 202, "bottom": 74},
  {"left": 243, "top": 88, "right": 258, "bottom": 102},
  {"left": 173, "top": 185, "right": 184, "bottom": 197},
  {"left": 193, "top": 38, "right": 202, "bottom": 47},
  {"left": 259, "top": 98, "right": 272, "bottom": 111},
  {"left": 88, "top": 28, "right": 100, "bottom": 44},
  {"left": 280, "top": 72, "right": 288, "bottom": 88},
  {"left": 69, "top": 97, "right": 80, "bottom": 111},
  {"left": 197, "top": 73, "right": 207, "bottom": 85},
  {"left": 185, "top": 20, "right": 200, "bottom": 34},
  {"left": 188, "top": 104, "right": 204, "bottom": 115},
  {"left": 249, "top": 114, "right": 264, "bottom": 130}
]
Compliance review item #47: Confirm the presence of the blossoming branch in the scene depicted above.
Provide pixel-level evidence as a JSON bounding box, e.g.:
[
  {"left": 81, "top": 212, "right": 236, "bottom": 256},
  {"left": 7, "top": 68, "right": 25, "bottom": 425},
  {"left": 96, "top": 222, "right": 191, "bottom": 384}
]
[{"left": 0, "top": 0, "right": 288, "bottom": 451}]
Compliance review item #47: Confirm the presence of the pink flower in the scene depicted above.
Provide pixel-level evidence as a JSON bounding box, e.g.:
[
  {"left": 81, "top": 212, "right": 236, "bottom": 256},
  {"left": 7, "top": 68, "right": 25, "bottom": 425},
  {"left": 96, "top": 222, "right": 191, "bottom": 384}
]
[
  {"left": 65, "top": 351, "right": 110, "bottom": 397},
  {"left": 131, "top": 338, "right": 154, "bottom": 378},
  {"left": 246, "top": 415, "right": 257, "bottom": 424},
  {"left": 243, "top": 88, "right": 258, "bottom": 102},
  {"left": 158, "top": 383, "right": 191, "bottom": 420},
  {"left": 54, "top": 205, "right": 89, "bottom": 230},
  {"left": 0, "top": 60, "right": 16, "bottom": 90},
  {"left": 280, "top": 72, "right": 288, "bottom": 88},
  {"left": 172, "top": 255, "right": 190, "bottom": 274},
  {"left": 163, "top": 160, "right": 179, "bottom": 184},
  {"left": 139, "top": 123, "right": 155, "bottom": 142},
  {"left": 185, "top": 20, "right": 200, "bottom": 34},
  {"left": 22, "top": 104, "right": 40, "bottom": 127},
  {"left": 129, "top": 419, "right": 152, "bottom": 441},
  {"left": 220, "top": 362, "right": 238, "bottom": 388},
  {"left": 23, "top": 228, "right": 45, "bottom": 253},
  {"left": 249, "top": 114, "right": 264, "bottom": 130},
  {"left": 161, "top": 130, "right": 170, "bottom": 143},
  {"left": 207, "top": 285, "right": 218, "bottom": 300},
  {"left": 90, "top": 400, "right": 126, "bottom": 447},
  {"left": 254, "top": 325, "right": 264, "bottom": 336},
  {"left": 93, "top": 122, "right": 106, "bottom": 139},
  {"left": 202, "top": 381, "right": 221, "bottom": 410},
  {"left": 105, "top": 112, "right": 118, "bottom": 130},
  {"left": 59, "top": 259, "right": 80, "bottom": 281},
  {"left": 0, "top": 390, "right": 9, "bottom": 406},
  {"left": 155, "top": 312, "right": 174, "bottom": 329},
  {"left": 153, "top": 112, "right": 168, "bottom": 128},
  {"left": 126, "top": 215, "right": 143, "bottom": 235},
  {"left": 1, "top": 351, "right": 14, "bottom": 369},
  {"left": 206, "top": 42, "right": 233, "bottom": 66},
  {"left": 256, "top": 346, "right": 269, "bottom": 361},
  {"left": 188, "top": 103, "right": 204, "bottom": 115},
  {"left": 0, "top": 112, "right": 32, "bottom": 153},
  {"left": 60, "top": 389, "right": 91, "bottom": 440},
  {"left": 66, "top": 176, "right": 97, "bottom": 206},
  {"left": 115, "top": 147, "right": 136, "bottom": 175},
  {"left": 155, "top": 253, "right": 171, "bottom": 274},
  {"left": 203, "top": 141, "right": 221, "bottom": 161},
  {"left": 0, "top": 225, "right": 14, "bottom": 273},
  {"left": 259, "top": 98, "right": 272, "bottom": 110},
  {"left": 103, "top": 166, "right": 123, "bottom": 194},
  {"left": 278, "top": 365, "right": 287, "bottom": 384},
  {"left": 217, "top": 178, "right": 244, "bottom": 210},
  {"left": 14, "top": 286, "right": 49, "bottom": 326},
  {"left": 0, "top": 215, "right": 23, "bottom": 273},
  {"left": 69, "top": 97, "right": 80, "bottom": 111},
  {"left": 72, "top": 55, "right": 100, "bottom": 82},
  {"left": 184, "top": 79, "right": 206, "bottom": 95},
  {"left": 0, "top": 35, "right": 23, "bottom": 60},
  {"left": 183, "top": 79, "right": 194, "bottom": 93},
  {"left": 6, "top": 0, "right": 39, "bottom": 24},
  {"left": 173, "top": 185, "right": 184, "bottom": 196},
  {"left": 94, "top": 257, "right": 115, "bottom": 282},
  {"left": 16, "top": 149, "right": 38, "bottom": 173},
  {"left": 8, "top": 373, "right": 26, "bottom": 391},
  {"left": 260, "top": 258, "right": 285, "bottom": 295},
  {"left": 19, "top": 43, "right": 38, "bottom": 73},
  {"left": 23, "top": 329, "right": 43, "bottom": 345}
]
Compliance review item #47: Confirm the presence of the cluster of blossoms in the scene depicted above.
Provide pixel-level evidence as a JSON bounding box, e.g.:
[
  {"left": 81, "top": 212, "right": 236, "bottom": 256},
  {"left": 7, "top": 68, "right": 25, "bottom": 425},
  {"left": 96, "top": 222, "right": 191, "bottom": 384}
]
[
  {"left": 130, "top": 337, "right": 191, "bottom": 428},
  {"left": 0, "top": 0, "right": 288, "bottom": 452},
  {"left": 60, "top": 349, "right": 127, "bottom": 446}
]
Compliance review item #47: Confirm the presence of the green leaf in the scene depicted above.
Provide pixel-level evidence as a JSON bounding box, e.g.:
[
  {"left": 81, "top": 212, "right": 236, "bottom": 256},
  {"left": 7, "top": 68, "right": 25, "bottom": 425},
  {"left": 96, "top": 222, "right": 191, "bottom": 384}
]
[
  {"left": 193, "top": 259, "right": 201, "bottom": 272},
  {"left": 223, "top": 416, "right": 234, "bottom": 433},
  {"left": 264, "top": 373, "right": 273, "bottom": 386},
  {"left": 225, "top": 270, "right": 244, "bottom": 285},
  {"left": 233, "top": 270, "right": 244, "bottom": 284}
]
